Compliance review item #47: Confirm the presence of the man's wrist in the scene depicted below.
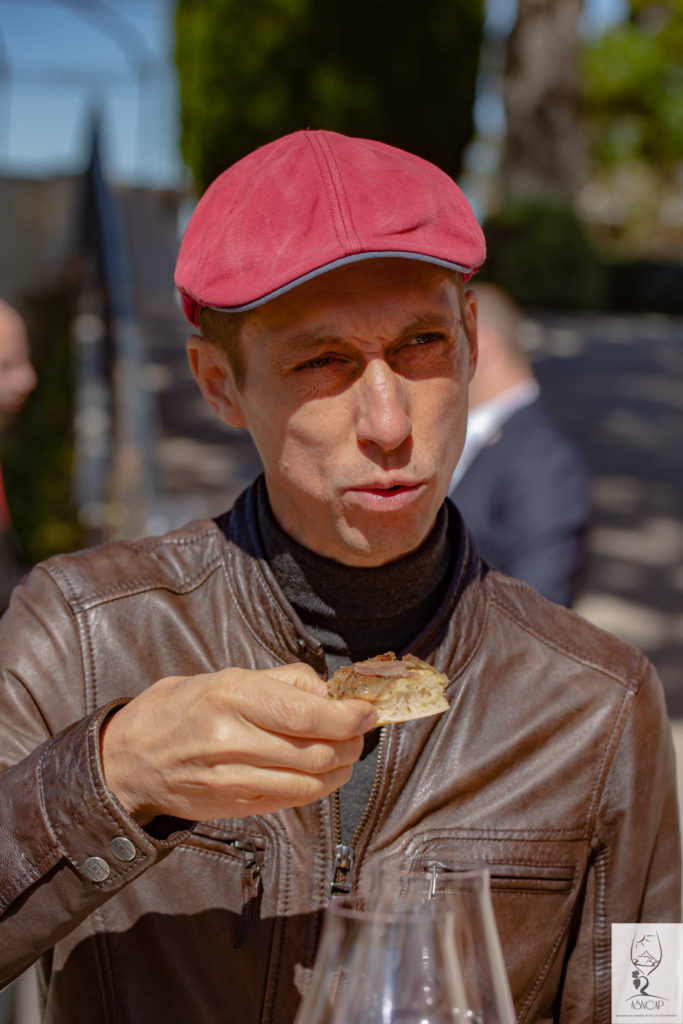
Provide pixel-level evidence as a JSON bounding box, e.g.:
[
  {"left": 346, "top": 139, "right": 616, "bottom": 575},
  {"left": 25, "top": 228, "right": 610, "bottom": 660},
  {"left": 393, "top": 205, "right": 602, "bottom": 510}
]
[{"left": 99, "top": 705, "right": 156, "bottom": 826}]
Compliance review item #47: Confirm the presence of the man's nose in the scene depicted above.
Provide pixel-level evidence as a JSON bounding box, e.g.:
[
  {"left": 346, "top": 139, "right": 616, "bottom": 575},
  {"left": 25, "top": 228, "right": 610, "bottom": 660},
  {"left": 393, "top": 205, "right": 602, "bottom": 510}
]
[{"left": 354, "top": 360, "right": 412, "bottom": 454}]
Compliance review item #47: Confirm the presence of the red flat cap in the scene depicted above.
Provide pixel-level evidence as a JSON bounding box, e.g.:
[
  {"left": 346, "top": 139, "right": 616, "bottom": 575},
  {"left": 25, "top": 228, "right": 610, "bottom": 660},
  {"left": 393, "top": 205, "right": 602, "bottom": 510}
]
[{"left": 175, "top": 129, "right": 486, "bottom": 325}]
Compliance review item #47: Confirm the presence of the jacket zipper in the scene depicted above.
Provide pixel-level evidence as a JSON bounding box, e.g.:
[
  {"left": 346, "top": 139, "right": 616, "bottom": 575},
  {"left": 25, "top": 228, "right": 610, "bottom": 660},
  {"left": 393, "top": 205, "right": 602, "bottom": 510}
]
[
  {"left": 329, "top": 727, "right": 387, "bottom": 896},
  {"left": 230, "top": 839, "right": 262, "bottom": 949}
]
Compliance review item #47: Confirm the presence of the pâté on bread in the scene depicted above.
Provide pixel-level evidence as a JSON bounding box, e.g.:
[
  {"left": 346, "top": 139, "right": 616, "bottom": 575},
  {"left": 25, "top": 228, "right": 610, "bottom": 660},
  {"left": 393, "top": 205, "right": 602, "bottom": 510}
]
[{"left": 327, "top": 652, "right": 449, "bottom": 725}]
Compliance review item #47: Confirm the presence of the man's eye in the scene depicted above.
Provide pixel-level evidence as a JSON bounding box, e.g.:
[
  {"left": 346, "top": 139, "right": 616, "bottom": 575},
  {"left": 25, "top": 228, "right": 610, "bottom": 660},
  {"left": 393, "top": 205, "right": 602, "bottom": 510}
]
[
  {"left": 296, "top": 354, "right": 340, "bottom": 371},
  {"left": 406, "top": 332, "right": 443, "bottom": 347}
]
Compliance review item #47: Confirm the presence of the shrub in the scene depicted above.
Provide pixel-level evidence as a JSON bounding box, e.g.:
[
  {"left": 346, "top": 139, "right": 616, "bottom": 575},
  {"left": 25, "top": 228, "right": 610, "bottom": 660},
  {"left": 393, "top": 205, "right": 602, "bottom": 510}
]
[{"left": 480, "top": 199, "right": 607, "bottom": 310}]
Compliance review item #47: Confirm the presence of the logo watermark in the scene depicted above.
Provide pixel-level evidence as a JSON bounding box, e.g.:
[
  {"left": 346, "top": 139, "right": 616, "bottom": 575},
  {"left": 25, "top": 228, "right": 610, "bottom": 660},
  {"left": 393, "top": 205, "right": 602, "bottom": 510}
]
[{"left": 612, "top": 924, "right": 683, "bottom": 1022}]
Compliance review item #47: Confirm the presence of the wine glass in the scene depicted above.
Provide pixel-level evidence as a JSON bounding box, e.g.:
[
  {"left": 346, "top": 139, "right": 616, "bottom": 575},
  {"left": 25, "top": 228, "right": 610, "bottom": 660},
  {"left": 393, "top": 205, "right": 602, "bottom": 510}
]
[
  {"left": 294, "top": 893, "right": 469, "bottom": 1023},
  {"left": 419, "top": 868, "right": 516, "bottom": 1024},
  {"left": 369, "top": 865, "right": 516, "bottom": 1024}
]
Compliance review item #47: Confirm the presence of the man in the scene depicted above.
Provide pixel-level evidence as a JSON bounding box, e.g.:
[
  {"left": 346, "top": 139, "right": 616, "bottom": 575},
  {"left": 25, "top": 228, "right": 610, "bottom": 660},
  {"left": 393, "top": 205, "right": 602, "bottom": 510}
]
[
  {"left": 449, "top": 283, "right": 591, "bottom": 606},
  {"left": 0, "top": 299, "right": 37, "bottom": 612},
  {"left": 0, "top": 131, "right": 678, "bottom": 1024}
]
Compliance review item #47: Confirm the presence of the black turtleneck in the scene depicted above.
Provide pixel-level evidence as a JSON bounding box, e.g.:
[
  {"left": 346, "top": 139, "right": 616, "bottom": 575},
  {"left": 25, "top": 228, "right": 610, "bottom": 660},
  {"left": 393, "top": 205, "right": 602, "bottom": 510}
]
[
  {"left": 249, "top": 478, "right": 457, "bottom": 845},
  {"left": 256, "top": 480, "right": 453, "bottom": 674}
]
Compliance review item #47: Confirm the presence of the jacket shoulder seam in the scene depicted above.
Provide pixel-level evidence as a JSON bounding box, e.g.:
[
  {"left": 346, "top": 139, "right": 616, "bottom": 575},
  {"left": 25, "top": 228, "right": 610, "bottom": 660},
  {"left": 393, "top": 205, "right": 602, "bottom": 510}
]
[
  {"left": 43, "top": 552, "right": 226, "bottom": 611},
  {"left": 487, "top": 587, "right": 648, "bottom": 691},
  {"left": 219, "top": 556, "right": 289, "bottom": 662},
  {"left": 585, "top": 687, "right": 634, "bottom": 833}
]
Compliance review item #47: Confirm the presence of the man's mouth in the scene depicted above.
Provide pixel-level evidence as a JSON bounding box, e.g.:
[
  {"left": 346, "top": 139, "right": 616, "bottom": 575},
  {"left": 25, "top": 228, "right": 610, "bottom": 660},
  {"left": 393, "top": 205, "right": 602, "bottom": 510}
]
[
  {"left": 362, "top": 484, "right": 417, "bottom": 496},
  {"left": 343, "top": 481, "right": 427, "bottom": 514},
  {"left": 348, "top": 481, "right": 425, "bottom": 501}
]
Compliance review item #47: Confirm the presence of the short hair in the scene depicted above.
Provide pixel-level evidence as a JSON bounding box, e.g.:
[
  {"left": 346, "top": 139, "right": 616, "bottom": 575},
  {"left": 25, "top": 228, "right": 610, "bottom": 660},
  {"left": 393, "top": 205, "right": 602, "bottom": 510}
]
[
  {"left": 198, "top": 266, "right": 472, "bottom": 392},
  {"left": 198, "top": 306, "right": 250, "bottom": 391},
  {"left": 451, "top": 271, "right": 472, "bottom": 348}
]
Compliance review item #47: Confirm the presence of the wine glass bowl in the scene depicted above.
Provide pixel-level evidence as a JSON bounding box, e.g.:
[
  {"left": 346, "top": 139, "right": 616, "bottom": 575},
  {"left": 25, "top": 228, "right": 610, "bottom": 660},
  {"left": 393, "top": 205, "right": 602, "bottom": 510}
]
[
  {"left": 295, "top": 868, "right": 517, "bottom": 1023},
  {"left": 294, "top": 894, "right": 469, "bottom": 1023}
]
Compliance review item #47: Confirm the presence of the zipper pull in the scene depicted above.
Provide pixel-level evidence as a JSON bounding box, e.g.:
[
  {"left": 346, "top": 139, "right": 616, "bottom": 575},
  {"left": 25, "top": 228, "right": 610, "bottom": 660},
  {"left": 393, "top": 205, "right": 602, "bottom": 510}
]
[{"left": 330, "top": 843, "right": 354, "bottom": 896}]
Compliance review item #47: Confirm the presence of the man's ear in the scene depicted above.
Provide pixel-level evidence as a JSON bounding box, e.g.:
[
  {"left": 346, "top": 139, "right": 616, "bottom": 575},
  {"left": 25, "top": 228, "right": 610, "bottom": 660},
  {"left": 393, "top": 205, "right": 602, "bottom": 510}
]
[
  {"left": 464, "top": 289, "right": 478, "bottom": 381},
  {"left": 185, "top": 335, "right": 246, "bottom": 428}
]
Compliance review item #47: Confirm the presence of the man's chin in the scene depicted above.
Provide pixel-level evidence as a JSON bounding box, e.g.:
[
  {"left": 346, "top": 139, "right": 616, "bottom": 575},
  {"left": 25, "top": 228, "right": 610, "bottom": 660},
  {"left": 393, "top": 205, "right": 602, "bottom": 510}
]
[{"left": 332, "top": 518, "right": 437, "bottom": 568}]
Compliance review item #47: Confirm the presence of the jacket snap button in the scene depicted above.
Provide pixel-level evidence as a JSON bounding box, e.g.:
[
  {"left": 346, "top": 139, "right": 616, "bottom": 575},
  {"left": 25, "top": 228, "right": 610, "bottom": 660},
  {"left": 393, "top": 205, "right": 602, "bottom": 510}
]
[
  {"left": 83, "top": 856, "right": 111, "bottom": 882},
  {"left": 110, "top": 836, "right": 136, "bottom": 862}
]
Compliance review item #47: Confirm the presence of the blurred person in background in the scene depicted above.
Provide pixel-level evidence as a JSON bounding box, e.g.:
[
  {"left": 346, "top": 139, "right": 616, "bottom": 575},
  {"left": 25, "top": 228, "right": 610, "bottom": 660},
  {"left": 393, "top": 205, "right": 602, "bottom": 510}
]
[
  {"left": 0, "top": 299, "right": 37, "bottom": 614},
  {"left": 449, "top": 283, "right": 591, "bottom": 606}
]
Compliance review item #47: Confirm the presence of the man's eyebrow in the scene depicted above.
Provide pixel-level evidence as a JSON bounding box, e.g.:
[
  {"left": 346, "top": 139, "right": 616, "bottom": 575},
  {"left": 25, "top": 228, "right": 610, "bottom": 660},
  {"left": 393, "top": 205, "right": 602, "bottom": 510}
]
[
  {"left": 399, "top": 313, "right": 462, "bottom": 334},
  {"left": 286, "top": 329, "right": 342, "bottom": 350},
  {"left": 286, "top": 313, "right": 461, "bottom": 349}
]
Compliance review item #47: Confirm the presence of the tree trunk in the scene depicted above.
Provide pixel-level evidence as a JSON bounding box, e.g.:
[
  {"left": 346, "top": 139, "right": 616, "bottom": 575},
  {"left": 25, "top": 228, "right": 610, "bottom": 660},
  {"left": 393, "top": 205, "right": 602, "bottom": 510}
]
[{"left": 501, "top": 0, "right": 585, "bottom": 202}]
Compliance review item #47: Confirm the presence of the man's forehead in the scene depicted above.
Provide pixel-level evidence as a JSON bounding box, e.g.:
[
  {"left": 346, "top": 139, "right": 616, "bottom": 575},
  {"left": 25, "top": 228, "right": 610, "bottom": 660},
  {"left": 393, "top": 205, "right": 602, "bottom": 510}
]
[{"left": 247, "top": 259, "right": 461, "bottom": 332}]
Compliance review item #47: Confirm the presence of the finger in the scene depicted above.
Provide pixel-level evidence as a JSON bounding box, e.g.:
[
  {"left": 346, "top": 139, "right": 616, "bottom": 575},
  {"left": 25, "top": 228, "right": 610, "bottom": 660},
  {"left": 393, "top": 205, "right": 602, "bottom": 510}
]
[
  {"left": 263, "top": 665, "right": 378, "bottom": 732},
  {"left": 213, "top": 762, "right": 357, "bottom": 817},
  {"left": 210, "top": 730, "right": 365, "bottom": 774},
  {"left": 281, "top": 733, "right": 365, "bottom": 772},
  {"left": 264, "top": 662, "right": 328, "bottom": 697},
  {"left": 235, "top": 675, "right": 376, "bottom": 740}
]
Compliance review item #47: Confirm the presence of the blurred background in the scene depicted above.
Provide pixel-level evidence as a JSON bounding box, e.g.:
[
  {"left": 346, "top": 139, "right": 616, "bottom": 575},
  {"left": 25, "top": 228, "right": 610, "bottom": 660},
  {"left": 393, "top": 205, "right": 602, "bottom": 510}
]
[{"left": 0, "top": 0, "right": 681, "bottom": 1019}]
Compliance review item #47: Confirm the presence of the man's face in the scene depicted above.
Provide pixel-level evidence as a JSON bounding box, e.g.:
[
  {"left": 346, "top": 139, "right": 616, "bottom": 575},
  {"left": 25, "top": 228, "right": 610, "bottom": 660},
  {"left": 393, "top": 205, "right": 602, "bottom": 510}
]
[
  {"left": 0, "top": 307, "right": 36, "bottom": 427},
  {"left": 193, "top": 259, "right": 477, "bottom": 566}
]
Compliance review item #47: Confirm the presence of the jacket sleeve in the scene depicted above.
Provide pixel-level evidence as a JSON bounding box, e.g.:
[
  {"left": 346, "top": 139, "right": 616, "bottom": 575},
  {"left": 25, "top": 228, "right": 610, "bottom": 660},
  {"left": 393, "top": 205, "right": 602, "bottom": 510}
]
[
  {"left": 559, "top": 660, "right": 681, "bottom": 1023},
  {"left": 0, "top": 567, "right": 192, "bottom": 986}
]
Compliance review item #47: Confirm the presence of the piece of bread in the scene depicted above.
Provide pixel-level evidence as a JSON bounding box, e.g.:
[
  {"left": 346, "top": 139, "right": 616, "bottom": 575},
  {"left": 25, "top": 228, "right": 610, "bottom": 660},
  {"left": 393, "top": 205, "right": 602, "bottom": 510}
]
[{"left": 327, "top": 652, "right": 449, "bottom": 725}]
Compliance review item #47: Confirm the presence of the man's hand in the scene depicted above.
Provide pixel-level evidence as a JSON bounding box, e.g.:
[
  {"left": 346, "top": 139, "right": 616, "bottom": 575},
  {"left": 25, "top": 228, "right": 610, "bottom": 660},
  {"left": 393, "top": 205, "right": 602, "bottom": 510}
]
[{"left": 100, "top": 663, "right": 376, "bottom": 824}]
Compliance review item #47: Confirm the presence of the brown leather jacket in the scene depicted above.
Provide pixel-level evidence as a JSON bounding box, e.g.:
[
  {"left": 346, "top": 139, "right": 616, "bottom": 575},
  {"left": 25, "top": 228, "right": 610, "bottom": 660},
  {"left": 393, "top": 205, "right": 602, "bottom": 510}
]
[{"left": 0, "top": 486, "right": 679, "bottom": 1023}]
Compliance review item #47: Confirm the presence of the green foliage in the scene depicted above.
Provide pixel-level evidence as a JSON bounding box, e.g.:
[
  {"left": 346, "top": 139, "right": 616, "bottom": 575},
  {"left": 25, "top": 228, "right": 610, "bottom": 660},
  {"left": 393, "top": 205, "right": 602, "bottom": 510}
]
[
  {"left": 1, "top": 284, "right": 85, "bottom": 566},
  {"left": 581, "top": 1, "right": 683, "bottom": 169},
  {"left": 479, "top": 200, "right": 607, "bottom": 310},
  {"left": 175, "top": 0, "right": 484, "bottom": 194}
]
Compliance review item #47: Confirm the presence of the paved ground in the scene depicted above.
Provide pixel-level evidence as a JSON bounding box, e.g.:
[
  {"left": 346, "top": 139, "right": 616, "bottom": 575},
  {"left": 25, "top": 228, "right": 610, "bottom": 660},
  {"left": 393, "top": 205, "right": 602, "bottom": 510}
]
[{"left": 527, "top": 310, "right": 683, "bottom": 714}]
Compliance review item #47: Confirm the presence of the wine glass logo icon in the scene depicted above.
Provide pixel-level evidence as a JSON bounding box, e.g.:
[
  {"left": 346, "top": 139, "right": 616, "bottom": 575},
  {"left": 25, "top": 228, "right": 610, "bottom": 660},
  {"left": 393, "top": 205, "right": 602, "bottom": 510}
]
[{"left": 630, "top": 929, "right": 663, "bottom": 998}]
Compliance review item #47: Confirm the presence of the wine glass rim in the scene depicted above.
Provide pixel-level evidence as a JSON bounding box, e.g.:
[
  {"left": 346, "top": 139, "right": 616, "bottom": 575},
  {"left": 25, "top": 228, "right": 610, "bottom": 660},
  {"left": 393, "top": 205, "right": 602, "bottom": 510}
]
[
  {"left": 371, "top": 864, "right": 491, "bottom": 887},
  {"left": 403, "top": 866, "right": 491, "bottom": 881},
  {"left": 324, "top": 894, "right": 460, "bottom": 922}
]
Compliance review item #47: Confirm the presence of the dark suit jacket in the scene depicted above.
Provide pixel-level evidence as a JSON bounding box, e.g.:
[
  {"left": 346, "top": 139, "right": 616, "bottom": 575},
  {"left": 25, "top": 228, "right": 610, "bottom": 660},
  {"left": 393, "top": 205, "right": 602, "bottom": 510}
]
[{"left": 449, "top": 398, "right": 591, "bottom": 607}]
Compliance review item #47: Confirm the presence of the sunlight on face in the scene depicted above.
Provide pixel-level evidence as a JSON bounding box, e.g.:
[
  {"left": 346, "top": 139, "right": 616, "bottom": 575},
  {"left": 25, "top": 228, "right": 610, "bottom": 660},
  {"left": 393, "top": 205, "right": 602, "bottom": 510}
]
[{"left": 229, "top": 259, "right": 477, "bottom": 566}]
